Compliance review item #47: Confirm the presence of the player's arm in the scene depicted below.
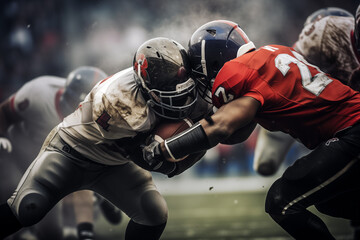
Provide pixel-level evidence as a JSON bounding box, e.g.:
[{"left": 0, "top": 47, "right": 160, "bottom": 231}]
[
  {"left": 167, "top": 150, "right": 206, "bottom": 177},
  {"left": 143, "top": 96, "right": 260, "bottom": 164},
  {"left": 131, "top": 139, "right": 206, "bottom": 177},
  {"left": 0, "top": 97, "right": 20, "bottom": 133},
  {"left": 0, "top": 97, "right": 21, "bottom": 152},
  {"left": 220, "top": 121, "right": 257, "bottom": 145}
]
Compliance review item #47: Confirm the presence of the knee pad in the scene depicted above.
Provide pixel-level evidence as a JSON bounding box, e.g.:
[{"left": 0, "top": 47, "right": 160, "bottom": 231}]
[
  {"left": 265, "top": 178, "right": 296, "bottom": 216},
  {"left": 265, "top": 179, "right": 284, "bottom": 215},
  {"left": 140, "top": 190, "right": 168, "bottom": 225},
  {"left": 266, "top": 178, "right": 308, "bottom": 216},
  {"left": 17, "top": 192, "right": 50, "bottom": 227}
]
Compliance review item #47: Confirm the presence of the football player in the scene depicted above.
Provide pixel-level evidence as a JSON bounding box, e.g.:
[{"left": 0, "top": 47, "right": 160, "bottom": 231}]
[
  {"left": 0, "top": 66, "right": 121, "bottom": 240},
  {"left": 252, "top": 6, "right": 360, "bottom": 239},
  {"left": 142, "top": 20, "right": 360, "bottom": 239},
  {"left": 0, "top": 37, "right": 210, "bottom": 240},
  {"left": 253, "top": 6, "right": 358, "bottom": 177}
]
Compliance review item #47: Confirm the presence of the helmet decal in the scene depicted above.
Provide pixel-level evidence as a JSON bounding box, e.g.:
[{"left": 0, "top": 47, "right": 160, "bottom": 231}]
[
  {"left": 219, "top": 20, "right": 250, "bottom": 44},
  {"left": 134, "top": 53, "right": 148, "bottom": 81}
]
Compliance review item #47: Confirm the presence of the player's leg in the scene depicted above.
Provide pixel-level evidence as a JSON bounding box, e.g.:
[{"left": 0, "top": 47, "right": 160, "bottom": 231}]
[
  {"left": 11, "top": 148, "right": 63, "bottom": 240},
  {"left": 253, "top": 128, "right": 295, "bottom": 176},
  {"left": 90, "top": 162, "right": 168, "bottom": 240},
  {"left": 71, "top": 190, "right": 96, "bottom": 240},
  {"left": 0, "top": 153, "right": 27, "bottom": 239},
  {"left": 265, "top": 125, "right": 360, "bottom": 239},
  {"left": 35, "top": 203, "right": 62, "bottom": 240},
  {"left": 67, "top": 190, "right": 122, "bottom": 240},
  {"left": 60, "top": 190, "right": 95, "bottom": 240},
  {"left": 0, "top": 148, "right": 86, "bottom": 239},
  {"left": 0, "top": 154, "right": 22, "bottom": 203},
  {"left": 95, "top": 193, "right": 122, "bottom": 225},
  {"left": 61, "top": 193, "right": 78, "bottom": 239},
  {"left": 315, "top": 187, "right": 360, "bottom": 240}
]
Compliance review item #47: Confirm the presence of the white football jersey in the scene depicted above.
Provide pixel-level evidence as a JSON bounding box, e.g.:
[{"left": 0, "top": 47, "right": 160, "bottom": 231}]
[
  {"left": 58, "top": 68, "right": 158, "bottom": 165},
  {"left": 8, "top": 76, "right": 65, "bottom": 150},
  {"left": 294, "top": 16, "right": 359, "bottom": 84},
  {"left": 58, "top": 67, "right": 211, "bottom": 166}
]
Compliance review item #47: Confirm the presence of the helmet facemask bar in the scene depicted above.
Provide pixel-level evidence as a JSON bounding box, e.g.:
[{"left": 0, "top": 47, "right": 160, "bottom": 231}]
[
  {"left": 137, "top": 59, "right": 198, "bottom": 119},
  {"left": 192, "top": 69, "right": 213, "bottom": 104},
  {"left": 190, "top": 39, "right": 215, "bottom": 104}
]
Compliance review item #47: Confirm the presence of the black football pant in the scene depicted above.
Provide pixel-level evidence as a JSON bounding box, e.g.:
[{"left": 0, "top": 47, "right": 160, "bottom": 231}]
[{"left": 265, "top": 123, "right": 360, "bottom": 239}]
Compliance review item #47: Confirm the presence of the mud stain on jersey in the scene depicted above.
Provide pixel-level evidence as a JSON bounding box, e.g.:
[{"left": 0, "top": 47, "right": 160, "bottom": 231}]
[{"left": 114, "top": 99, "right": 132, "bottom": 117}]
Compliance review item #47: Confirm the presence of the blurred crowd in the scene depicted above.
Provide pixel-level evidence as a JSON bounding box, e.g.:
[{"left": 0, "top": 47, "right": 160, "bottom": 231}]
[
  {"left": 0, "top": 0, "right": 68, "bottom": 99},
  {"left": 0, "top": 0, "right": 358, "bottom": 178}
]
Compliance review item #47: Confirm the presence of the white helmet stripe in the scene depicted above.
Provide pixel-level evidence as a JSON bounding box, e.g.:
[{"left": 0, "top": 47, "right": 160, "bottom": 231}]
[
  {"left": 237, "top": 41, "right": 256, "bottom": 57},
  {"left": 200, "top": 40, "right": 208, "bottom": 76}
]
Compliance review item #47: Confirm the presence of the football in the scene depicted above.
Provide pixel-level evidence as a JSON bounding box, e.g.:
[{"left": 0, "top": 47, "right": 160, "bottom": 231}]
[{"left": 152, "top": 118, "right": 193, "bottom": 142}]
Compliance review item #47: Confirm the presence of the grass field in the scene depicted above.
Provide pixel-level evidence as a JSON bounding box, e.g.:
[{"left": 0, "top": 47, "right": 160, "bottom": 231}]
[{"left": 94, "top": 176, "right": 354, "bottom": 240}]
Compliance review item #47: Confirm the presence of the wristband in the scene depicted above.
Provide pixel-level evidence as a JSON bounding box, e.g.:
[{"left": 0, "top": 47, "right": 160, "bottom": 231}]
[{"left": 164, "top": 122, "right": 210, "bottom": 160}]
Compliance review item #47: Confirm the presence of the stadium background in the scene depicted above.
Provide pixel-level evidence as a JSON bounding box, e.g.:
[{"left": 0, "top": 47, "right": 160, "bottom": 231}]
[{"left": 0, "top": 0, "right": 359, "bottom": 239}]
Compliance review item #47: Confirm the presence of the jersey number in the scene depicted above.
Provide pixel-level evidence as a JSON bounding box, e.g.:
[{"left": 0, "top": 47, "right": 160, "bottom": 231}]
[
  {"left": 214, "top": 87, "right": 234, "bottom": 103},
  {"left": 96, "top": 111, "right": 111, "bottom": 131},
  {"left": 274, "top": 51, "right": 332, "bottom": 96}
]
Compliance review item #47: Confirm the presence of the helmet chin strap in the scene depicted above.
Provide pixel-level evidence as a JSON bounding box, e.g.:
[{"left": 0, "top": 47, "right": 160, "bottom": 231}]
[{"left": 237, "top": 41, "right": 256, "bottom": 57}]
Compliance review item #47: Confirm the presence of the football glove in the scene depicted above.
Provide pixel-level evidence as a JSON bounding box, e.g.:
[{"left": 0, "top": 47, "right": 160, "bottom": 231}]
[
  {"left": 140, "top": 136, "right": 177, "bottom": 176},
  {"left": 0, "top": 136, "right": 12, "bottom": 153},
  {"left": 142, "top": 136, "right": 164, "bottom": 169}
]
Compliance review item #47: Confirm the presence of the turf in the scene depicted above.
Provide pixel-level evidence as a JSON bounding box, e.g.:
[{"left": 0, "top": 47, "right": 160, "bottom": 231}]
[{"left": 95, "top": 189, "right": 353, "bottom": 240}]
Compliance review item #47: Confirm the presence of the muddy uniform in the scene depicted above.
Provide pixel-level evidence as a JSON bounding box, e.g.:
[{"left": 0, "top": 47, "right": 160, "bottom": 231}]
[{"left": 7, "top": 67, "right": 209, "bottom": 228}]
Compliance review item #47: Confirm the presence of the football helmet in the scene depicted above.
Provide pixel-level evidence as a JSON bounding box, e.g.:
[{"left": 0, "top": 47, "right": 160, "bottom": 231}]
[
  {"left": 304, "top": 7, "right": 353, "bottom": 26},
  {"left": 133, "top": 37, "right": 197, "bottom": 120},
  {"left": 188, "top": 20, "right": 255, "bottom": 103},
  {"left": 355, "top": 4, "right": 360, "bottom": 53},
  {"left": 60, "top": 66, "right": 107, "bottom": 115}
]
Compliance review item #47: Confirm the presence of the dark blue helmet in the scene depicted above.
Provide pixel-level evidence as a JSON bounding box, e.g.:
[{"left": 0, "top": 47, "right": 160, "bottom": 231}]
[
  {"left": 188, "top": 20, "right": 255, "bottom": 103},
  {"left": 133, "top": 37, "right": 197, "bottom": 120},
  {"left": 60, "top": 66, "right": 107, "bottom": 115},
  {"left": 304, "top": 7, "right": 354, "bottom": 26}
]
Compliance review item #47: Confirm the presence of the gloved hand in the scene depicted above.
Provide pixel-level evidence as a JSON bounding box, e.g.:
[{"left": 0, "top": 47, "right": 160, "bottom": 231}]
[
  {"left": 142, "top": 136, "right": 164, "bottom": 169},
  {"left": 0, "top": 135, "right": 12, "bottom": 153},
  {"left": 141, "top": 136, "right": 177, "bottom": 176}
]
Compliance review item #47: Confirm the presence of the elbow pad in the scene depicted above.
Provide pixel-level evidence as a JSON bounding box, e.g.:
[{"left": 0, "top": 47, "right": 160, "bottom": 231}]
[{"left": 164, "top": 122, "right": 211, "bottom": 160}]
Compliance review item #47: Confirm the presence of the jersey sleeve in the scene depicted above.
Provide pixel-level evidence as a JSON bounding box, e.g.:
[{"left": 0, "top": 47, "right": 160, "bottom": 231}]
[
  {"left": 11, "top": 80, "right": 39, "bottom": 118},
  {"left": 212, "top": 60, "right": 264, "bottom": 108}
]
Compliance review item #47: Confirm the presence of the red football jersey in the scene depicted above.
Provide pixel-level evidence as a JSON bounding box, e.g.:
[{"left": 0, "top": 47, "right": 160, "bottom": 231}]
[{"left": 212, "top": 45, "right": 360, "bottom": 149}]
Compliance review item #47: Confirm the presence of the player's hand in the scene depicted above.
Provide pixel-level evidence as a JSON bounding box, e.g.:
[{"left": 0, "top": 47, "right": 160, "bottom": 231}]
[
  {"left": 142, "top": 136, "right": 164, "bottom": 169},
  {"left": 0, "top": 136, "right": 12, "bottom": 153},
  {"left": 142, "top": 136, "right": 178, "bottom": 176}
]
